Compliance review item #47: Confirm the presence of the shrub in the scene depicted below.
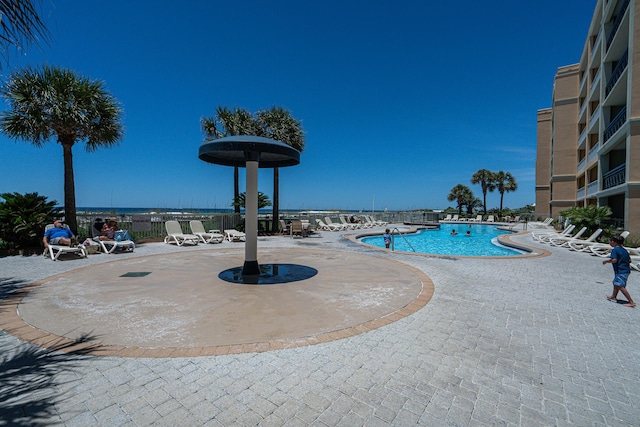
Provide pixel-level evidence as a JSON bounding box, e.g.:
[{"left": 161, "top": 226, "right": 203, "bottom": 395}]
[
  {"left": 559, "top": 205, "right": 612, "bottom": 237},
  {"left": 0, "top": 192, "right": 61, "bottom": 250}
]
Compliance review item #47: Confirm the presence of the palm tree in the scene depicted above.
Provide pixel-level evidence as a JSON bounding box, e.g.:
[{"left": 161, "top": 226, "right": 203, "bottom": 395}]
[
  {"left": 465, "top": 197, "right": 483, "bottom": 216},
  {"left": 256, "top": 106, "right": 305, "bottom": 232},
  {"left": 201, "top": 107, "right": 260, "bottom": 214},
  {"left": 471, "top": 169, "right": 496, "bottom": 215},
  {"left": 447, "top": 184, "right": 473, "bottom": 216},
  {"left": 0, "top": 65, "right": 124, "bottom": 232},
  {"left": 231, "top": 191, "right": 272, "bottom": 210},
  {"left": 0, "top": 0, "right": 50, "bottom": 67},
  {"left": 494, "top": 170, "right": 518, "bottom": 216}
]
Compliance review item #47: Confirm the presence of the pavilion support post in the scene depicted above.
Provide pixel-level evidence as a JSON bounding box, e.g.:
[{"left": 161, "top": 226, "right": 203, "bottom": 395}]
[{"left": 243, "top": 159, "right": 259, "bottom": 276}]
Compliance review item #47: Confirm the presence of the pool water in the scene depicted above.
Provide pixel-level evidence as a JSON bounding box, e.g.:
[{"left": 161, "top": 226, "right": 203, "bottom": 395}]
[{"left": 360, "top": 224, "right": 522, "bottom": 256}]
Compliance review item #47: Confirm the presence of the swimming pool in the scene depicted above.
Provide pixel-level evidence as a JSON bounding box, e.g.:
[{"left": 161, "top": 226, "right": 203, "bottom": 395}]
[{"left": 360, "top": 224, "right": 523, "bottom": 257}]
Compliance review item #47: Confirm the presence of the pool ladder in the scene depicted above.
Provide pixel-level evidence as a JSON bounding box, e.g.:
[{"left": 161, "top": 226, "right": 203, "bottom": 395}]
[{"left": 391, "top": 227, "right": 416, "bottom": 252}]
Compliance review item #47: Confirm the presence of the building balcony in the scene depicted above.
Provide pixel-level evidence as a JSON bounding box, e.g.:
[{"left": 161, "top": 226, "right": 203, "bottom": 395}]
[
  {"left": 604, "top": 106, "right": 626, "bottom": 143},
  {"left": 587, "top": 180, "right": 598, "bottom": 196},
  {"left": 606, "top": 0, "right": 630, "bottom": 50},
  {"left": 605, "top": 49, "right": 628, "bottom": 97},
  {"left": 602, "top": 163, "right": 625, "bottom": 190}
]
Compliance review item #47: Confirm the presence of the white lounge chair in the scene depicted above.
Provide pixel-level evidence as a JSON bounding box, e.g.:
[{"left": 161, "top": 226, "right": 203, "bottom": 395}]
[
  {"left": 369, "top": 216, "right": 388, "bottom": 226},
  {"left": 339, "top": 215, "right": 359, "bottom": 229},
  {"left": 441, "top": 214, "right": 452, "bottom": 222},
  {"left": 486, "top": 215, "right": 495, "bottom": 222},
  {"left": 97, "top": 235, "right": 135, "bottom": 254},
  {"left": 451, "top": 214, "right": 459, "bottom": 222},
  {"left": 325, "top": 217, "right": 347, "bottom": 230},
  {"left": 43, "top": 224, "right": 86, "bottom": 261},
  {"left": 472, "top": 215, "right": 482, "bottom": 222},
  {"left": 549, "top": 228, "right": 602, "bottom": 248},
  {"left": 531, "top": 224, "right": 575, "bottom": 242},
  {"left": 544, "top": 226, "right": 587, "bottom": 245},
  {"left": 189, "top": 220, "right": 223, "bottom": 244},
  {"left": 315, "top": 218, "right": 342, "bottom": 231},
  {"left": 224, "top": 229, "right": 247, "bottom": 242},
  {"left": 164, "top": 220, "right": 199, "bottom": 246}
]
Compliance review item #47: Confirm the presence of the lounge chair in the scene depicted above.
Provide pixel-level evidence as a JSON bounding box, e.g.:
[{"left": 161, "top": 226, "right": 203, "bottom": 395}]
[
  {"left": 224, "top": 229, "right": 247, "bottom": 242},
  {"left": 189, "top": 220, "right": 224, "bottom": 244},
  {"left": 531, "top": 224, "right": 575, "bottom": 242},
  {"left": 486, "top": 215, "right": 495, "bottom": 222},
  {"left": 97, "top": 235, "right": 135, "bottom": 254},
  {"left": 315, "top": 218, "right": 343, "bottom": 231},
  {"left": 539, "top": 227, "right": 587, "bottom": 244},
  {"left": 164, "top": 220, "right": 199, "bottom": 246},
  {"left": 472, "top": 215, "right": 482, "bottom": 222},
  {"left": 441, "top": 214, "right": 452, "bottom": 222},
  {"left": 549, "top": 228, "right": 602, "bottom": 248},
  {"left": 43, "top": 224, "right": 87, "bottom": 261},
  {"left": 325, "top": 217, "right": 347, "bottom": 230},
  {"left": 451, "top": 214, "right": 459, "bottom": 222},
  {"left": 369, "top": 216, "right": 388, "bottom": 226},
  {"left": 339, "top": 215, "right": 359, "bottom": 229}
]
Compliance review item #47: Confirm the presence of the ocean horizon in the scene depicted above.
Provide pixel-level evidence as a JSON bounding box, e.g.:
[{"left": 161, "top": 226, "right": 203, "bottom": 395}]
[{"left": 73, "top": 207, "right": 370, "bottom": 215}]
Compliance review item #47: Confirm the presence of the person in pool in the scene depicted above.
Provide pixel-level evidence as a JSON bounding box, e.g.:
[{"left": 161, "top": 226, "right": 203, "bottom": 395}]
[
  {"left": 383, "top": 229, "right": 392, "bottom": 249},
  {"left": 450, "top": 229, "right": 458, "bottom": 236}
]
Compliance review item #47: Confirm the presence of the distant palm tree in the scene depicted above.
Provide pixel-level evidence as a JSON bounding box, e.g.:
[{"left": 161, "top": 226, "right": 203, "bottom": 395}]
[
  {"left": 201, "top": 107, "right": 260, "bottom": 214},
  {"left": 471, "top": 169, "right": 496, "bottom": 215},
  {"left": 0, "top": 66, "right": 124, "bottom": 232},
  {"left": 447, "top": 184, "right": 473, "bottom": 216},
  {"left": 494, "top": 170, "right": 518, "bottom": 216},
  {"left": 0, "top": 0, "right": 50, "bottom": 67},
  {"left": 231, "top": 191, "right": 272, "bottom": 210},
  {"left": 256, "top": 106, "right": 305, "bottom": 232},
  {"left": 465, "top": 197, "right": 483, "bottom": 216}
]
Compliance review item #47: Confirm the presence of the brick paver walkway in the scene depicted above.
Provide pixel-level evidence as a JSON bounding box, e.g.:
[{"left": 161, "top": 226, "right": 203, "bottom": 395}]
[{"left": 1, "top": 225, "right": 638, "bottom": 426}]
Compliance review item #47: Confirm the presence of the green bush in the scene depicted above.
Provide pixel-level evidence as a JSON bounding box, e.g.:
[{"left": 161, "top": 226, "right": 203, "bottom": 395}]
[
  {"left": 559, "top": 205, "right": 612, "bottom": 238},
  {"left": 0, "top": 192, "right": 61, "bottom": 250}
]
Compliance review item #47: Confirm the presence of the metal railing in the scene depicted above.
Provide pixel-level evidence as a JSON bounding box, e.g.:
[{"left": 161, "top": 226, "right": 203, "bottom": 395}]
[
  {"left": 606, "top": 0, "right": 630, "bottom": 50},
  {"left": 605, "top": 48, "right": 628, "bottom": 97},
  {"left": 603, "top": 106, "right": 626, "bottom": 143},
  {"left": 390, "top": 227, "right": 415, "bottom": 252},
  {"left": 603, "top": 163, "right": 626, "bottom": 189}
]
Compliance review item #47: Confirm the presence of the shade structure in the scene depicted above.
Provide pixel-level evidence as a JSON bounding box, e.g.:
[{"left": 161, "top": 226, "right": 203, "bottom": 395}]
[
  {"left": 199, "top": 135, "right": 300, "bottom": 168},
  {"left": 198, "top": 135, "right": 300, "bottom": 280}
]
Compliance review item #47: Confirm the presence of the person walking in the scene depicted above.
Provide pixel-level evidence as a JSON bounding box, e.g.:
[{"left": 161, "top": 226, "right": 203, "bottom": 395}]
[{"left": 604, "top": 234, "right": 635, "bottom": 308}]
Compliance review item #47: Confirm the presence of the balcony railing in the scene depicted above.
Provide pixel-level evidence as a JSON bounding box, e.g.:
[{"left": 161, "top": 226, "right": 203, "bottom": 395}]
[
  {"left": 577, "top": 186, "right": 586, "bottom": 199},
  {"left": 606, "top": 0, "right": 630, "bottom": 50},
  {"left": 605, "top": 48, "right": 628, "bottom": 97},
  {"left": 587, "top": 180, "right": 599, "bottom": 195},
  {"left": 603, "top": 163, "right": 626, "bottom": 190},
  {"left": 604, "top": 106, "right": 626, "bottom": 143}
]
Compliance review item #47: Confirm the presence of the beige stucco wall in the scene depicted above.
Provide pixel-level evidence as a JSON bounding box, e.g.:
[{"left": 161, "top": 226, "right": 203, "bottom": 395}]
[{"left": 535, "top": 109, "right": 552, "bottom": 218}]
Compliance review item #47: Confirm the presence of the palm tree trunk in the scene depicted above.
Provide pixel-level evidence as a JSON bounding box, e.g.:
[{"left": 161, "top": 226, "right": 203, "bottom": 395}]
[
  {"left": 272, "top": 167, "right": 279, "bottom": 233},
  {"left": 482, "top": 190, "right": 487, "bottom": 215},
  {"left": 62, "top": 140, "right": 78, "bottom": 233},
  {"left": 233, "top": 167, "right": 240, "bottom": 214}
]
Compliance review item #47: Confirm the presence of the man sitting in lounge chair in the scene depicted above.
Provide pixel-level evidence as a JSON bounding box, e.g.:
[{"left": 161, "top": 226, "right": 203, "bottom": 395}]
[{"left": 43, "top": 220, "right": 75, "bottom": 248}]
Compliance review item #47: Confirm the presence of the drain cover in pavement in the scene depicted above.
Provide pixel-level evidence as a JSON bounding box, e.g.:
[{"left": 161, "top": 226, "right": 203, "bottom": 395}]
[{"left": 120, "top": 272, "right": 151, "bottom": 278}]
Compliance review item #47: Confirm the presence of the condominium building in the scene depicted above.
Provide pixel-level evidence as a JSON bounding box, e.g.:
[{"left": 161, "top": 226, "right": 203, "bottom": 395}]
[{"left": 536, "top": 0, "right": 640, "bottom": 235}]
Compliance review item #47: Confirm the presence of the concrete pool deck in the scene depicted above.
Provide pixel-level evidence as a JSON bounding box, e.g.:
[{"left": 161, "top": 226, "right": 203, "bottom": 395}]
[{"left": 1, "top": 223, "right": 639, "bottom": 425}]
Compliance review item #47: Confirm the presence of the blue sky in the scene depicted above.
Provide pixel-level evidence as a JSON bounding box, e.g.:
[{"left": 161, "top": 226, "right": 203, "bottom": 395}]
[{"left": 0, "top": 1, "right": 597, "bottom": 212}]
